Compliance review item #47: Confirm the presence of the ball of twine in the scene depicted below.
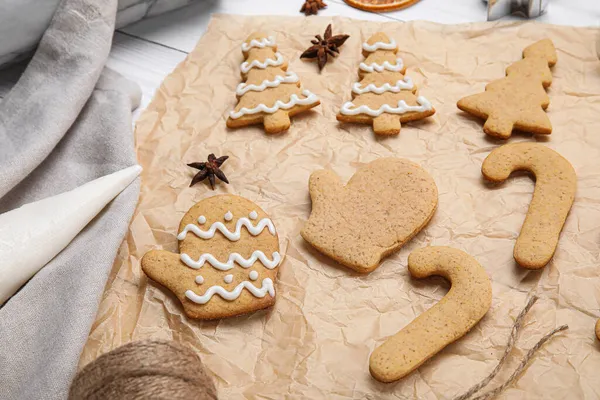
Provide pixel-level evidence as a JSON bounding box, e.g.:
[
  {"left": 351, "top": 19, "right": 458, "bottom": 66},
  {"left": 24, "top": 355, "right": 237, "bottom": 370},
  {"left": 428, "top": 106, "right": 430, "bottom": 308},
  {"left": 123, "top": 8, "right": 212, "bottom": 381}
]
[{"left": 69, "top": 340, "right": 218, "bottom": 400}]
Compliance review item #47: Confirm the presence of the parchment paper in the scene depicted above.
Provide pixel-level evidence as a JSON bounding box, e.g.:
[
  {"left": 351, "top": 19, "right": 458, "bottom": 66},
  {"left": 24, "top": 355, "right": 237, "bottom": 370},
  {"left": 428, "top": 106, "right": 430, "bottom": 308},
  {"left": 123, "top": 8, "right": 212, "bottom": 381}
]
[{"left": 80, "top": 15, "right": 600, "bottom": 399}]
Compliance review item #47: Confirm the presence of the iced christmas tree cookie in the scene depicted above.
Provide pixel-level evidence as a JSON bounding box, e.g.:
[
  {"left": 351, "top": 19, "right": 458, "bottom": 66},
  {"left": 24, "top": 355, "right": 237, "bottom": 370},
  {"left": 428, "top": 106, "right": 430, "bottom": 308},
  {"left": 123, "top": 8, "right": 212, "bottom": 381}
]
[
  {"left": 227, "top": 33, "right": 320, "bottom": 134},
  {"left": 337, "top": 32, "right": 435, "bottom": 135}
]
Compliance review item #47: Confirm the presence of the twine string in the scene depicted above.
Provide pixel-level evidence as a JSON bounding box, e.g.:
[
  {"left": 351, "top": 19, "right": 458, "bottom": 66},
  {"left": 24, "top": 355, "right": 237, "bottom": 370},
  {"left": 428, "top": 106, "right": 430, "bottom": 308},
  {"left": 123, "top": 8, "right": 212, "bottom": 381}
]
[{"left": 453, "top": 296, "right": 568, "bottom": 400}]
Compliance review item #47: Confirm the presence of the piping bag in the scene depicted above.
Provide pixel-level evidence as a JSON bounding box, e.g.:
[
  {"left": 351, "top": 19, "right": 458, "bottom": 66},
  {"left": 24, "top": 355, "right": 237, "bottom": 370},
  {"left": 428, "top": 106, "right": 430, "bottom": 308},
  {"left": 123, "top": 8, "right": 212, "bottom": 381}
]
[{"left": 0, "top": 165, "right": 142, "bottom": 305}]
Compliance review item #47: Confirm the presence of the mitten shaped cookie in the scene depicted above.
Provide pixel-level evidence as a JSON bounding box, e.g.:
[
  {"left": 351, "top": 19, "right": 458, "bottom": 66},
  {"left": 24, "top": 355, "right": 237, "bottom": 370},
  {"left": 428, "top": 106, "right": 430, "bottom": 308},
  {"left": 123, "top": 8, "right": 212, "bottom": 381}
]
[
  {"left": 301, "top": 158, "right": 438, "bottom": 273},
  {"left": 337, "top": 32, "right": 435, "bottom": 135},
  {"left": 142, "top": 195, "right": 281, "bottom": 319},
  {"left": 457, "top": 39, "right": 557, "bottom": 139},
  {"left": 227, "top": 32, "right": 320, "bottom": 134}
]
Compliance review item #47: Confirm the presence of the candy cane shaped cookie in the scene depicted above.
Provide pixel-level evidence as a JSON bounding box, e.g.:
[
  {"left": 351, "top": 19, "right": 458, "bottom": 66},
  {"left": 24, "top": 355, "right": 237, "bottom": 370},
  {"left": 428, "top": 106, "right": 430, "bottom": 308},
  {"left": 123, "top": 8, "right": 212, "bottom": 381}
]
[
  {"left": 482, "top": 142, "right": 576, "bottom": 269},
  {"left": 369, "top": 247, "right": 492, "bottom": 383}
]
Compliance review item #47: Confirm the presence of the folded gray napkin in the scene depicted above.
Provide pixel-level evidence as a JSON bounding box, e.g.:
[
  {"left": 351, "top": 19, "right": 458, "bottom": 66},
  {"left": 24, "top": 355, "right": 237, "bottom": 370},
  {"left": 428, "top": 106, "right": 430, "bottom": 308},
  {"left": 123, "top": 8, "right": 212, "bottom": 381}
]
[
  {"left": 0, "top": 0, "right": 198, "bottom": 68},
  {"left": 0, "top": 0, "right": 141, "bottom": 399}
]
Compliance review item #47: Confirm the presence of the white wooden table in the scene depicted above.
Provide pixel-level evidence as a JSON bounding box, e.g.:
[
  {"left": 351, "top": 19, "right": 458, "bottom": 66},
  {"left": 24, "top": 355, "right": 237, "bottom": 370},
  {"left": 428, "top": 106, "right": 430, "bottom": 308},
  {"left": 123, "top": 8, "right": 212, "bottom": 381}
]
[
  {"left": 0, "top": 0, "right": 597, "bottom": 110},
  {"left": 108, "top": 0, "right": 599, "bottom": 116}
]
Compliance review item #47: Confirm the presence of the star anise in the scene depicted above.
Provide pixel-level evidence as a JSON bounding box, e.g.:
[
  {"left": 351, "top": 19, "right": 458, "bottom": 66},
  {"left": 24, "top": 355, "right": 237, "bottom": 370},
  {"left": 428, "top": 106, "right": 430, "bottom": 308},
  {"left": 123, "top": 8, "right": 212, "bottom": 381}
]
[
  {"left": 187, "top": 154, "right": 229, "bottom": 190},
  {"left": 301, "top": 0, "right": 327, "bottom": 15},
  {"left": 300, "top": 24, "right": 349, "bottom": 72}
]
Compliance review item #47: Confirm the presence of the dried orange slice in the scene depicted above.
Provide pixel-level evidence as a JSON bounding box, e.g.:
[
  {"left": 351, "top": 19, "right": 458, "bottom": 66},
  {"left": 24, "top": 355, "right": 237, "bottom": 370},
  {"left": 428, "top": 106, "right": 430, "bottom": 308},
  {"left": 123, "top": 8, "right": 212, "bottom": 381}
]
[{"left": 343, "top": 0, "right": 421, "bottom": 12}]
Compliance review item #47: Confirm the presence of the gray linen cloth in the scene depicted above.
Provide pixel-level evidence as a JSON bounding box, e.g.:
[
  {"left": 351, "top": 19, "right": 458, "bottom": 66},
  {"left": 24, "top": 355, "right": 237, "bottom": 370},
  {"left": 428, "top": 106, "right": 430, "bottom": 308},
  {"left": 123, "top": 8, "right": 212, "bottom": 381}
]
[
  {"left": 0, "top": 0, "right": 199, "bottom": 67},
  {"left": 0, "top": 0, "right": 141, "bottom": 399}
]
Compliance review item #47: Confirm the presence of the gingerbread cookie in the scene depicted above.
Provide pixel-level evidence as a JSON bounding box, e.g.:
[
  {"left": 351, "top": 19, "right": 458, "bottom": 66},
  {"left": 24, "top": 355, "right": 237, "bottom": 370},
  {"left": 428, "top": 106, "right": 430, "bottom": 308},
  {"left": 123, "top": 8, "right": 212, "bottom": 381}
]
[
  {"left": 336, "top": 32, "right": 435, "bottom": 136},
  {"left": 457, "top": 39, "right": 557, "bottom": 139},
  {"left": 141, "top": 195, "right": 282, "bottom": 319},
  {"left": 227, "top": 33, "right": 320, "bottom": 134},
  {"left": 482, "top": 142, "right": 576, "bottom": 269},
  {"left": 301, "top": 158, "right": 438, "bottom": 273},
  {"left": 369, "top": 247, "right": 492, "bottom": 383}
]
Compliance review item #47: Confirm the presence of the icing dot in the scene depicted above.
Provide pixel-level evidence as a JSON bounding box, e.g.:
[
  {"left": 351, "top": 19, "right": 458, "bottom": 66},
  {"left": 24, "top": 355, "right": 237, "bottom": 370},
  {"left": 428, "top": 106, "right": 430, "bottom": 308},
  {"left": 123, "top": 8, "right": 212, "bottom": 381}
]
[
  {"left": 249, "top": 271, "right": 259, "bottom": 281},
  {"left": 195, "top": 276, "right": 204, "bottom": 284},
  {"left": 224, "top": 274, "right": 233, "bottom": 284},
  {"left": 224, "top": 211, "right": 233, "bottom": 221},
  {"left": 198, "top": 216, "right": 207, "bottom": 224},
  {"left": 249, "top": 211, "right": 258, "bottom": 220}
]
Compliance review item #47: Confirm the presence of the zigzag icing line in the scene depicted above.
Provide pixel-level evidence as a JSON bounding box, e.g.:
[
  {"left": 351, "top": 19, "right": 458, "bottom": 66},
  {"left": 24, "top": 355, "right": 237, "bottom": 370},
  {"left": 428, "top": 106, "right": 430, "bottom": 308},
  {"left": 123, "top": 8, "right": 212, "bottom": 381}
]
[
  {"left": 340, "top": 95, "right": 433, "bottom": 117},
  {"left": 359, "top": 58, "right": 404, "bottom": 73},
  {"left": 229, "top": 89, "right": 319, "bottom": 119},
  {"left": 177, "top": 217, "right": 276, "bottom": 241},
  {"left": 240, "top": 52, "right": 284, "bottom": 73},
  {"left": 185, "top": 278, "right": 275, "bottom": 304},
  {"left": 352, "top": 77, "right": 414, "bottom": 94},
  {"left": 180, "top": 251, "right": 281, "bottom": 271},
  {"left": 242, "top": 36, "right": 276, "bottom": 52}
]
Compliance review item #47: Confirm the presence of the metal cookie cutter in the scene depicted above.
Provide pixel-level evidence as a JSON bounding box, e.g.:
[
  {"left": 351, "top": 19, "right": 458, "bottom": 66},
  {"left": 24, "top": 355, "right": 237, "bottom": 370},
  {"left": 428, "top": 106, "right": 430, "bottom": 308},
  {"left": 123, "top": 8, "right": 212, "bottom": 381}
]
[{"left": 485, "top": 0, "right": 549, "bottom": 21}]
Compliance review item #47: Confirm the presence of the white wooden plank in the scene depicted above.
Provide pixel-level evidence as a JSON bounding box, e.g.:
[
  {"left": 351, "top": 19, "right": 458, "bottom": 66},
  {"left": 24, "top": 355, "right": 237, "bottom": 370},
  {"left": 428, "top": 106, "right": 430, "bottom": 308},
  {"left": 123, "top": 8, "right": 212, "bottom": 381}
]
[
  {"left": 107, "top": 32, "right": 187, "bottom": 114},
  {"left": 120, "top": 0, "right": 396, "bottom": 53}
]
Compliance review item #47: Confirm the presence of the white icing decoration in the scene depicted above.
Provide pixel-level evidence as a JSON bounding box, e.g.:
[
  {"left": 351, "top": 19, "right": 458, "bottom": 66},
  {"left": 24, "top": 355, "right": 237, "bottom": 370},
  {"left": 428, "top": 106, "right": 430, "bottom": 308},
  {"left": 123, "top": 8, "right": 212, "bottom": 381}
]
[
  {"left": 224, "top": 274, "right": 233, "bottom": 284},
  {"left": 249, "top": 270, "right": 259, "bottom": 281},
  {"left": 340, "top": 95, "right": 433, "bottom": 117},
  {"left": 177, "top": 216, "right": 276, "bottom": 241},
  {"left": 362, "top": 39, "right": 397, "bottom": 52},
  {"left": 241, "top": 36, "right": 276, "bottom": 52},
  {"left": 236, "top": 72, "right": 299, "bottom": 96},
  {"left": 185, "top": 278, "right": 275, "bottom": 304},
  {"left": 229, "top": 89, "right": 319, "bottom": 120},
  {"left": 224, "top": 211, "right": 233, "bottom": 221},
  {"left": 352, "top": 77, "right": 414, "bottom": 95},
  {"left": 249, "top": 211, "right": 258, "bottom": 220},
  {"left": 359, "top": 57, "right": 404, "bottom": 73},
  {"left": 240, "top": 52, "right": 284, "bottom": 74},
  {"left": 198, "top": 216, "right": 206, "bottom": 224},
  {"left": 195, "top": 275, "right": 204, "bottom": 284},
  {"left": 180, "top": 250, "right": 281, "bottom": 271}
]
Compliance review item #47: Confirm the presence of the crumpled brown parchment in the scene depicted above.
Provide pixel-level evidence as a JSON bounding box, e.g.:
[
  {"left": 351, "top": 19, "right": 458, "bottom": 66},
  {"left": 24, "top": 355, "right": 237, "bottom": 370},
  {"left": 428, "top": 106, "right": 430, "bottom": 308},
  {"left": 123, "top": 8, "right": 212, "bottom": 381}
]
[{"left": 80, "top": 15, "right": 600, "bottom": 399}]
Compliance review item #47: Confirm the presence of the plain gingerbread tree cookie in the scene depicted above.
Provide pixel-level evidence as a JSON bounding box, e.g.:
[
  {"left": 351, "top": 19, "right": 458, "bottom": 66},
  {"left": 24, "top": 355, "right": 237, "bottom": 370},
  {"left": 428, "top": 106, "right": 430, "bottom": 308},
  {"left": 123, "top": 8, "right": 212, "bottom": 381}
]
[
  {"left": 457, "top": 39, "right": 557, "bottom": 139},
  {"left": 301, "top": 158, "right": 438, "bottom": 273},
  {"left": 337, "top": 32, "right": 435, "bottom": 135},
  {"left": 142, "top": 195, "right": 282, "bottom": 320},
  {"left": 227, "top": 33, "right": 321, "bottom": 134}
]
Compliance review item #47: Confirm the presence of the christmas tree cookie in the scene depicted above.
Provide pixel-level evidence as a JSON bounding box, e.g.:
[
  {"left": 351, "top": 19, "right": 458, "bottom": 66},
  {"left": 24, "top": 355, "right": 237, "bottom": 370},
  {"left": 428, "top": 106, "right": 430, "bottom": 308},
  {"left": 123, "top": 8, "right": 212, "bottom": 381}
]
[
  {"left": 457, "top": 39, "right": 557, "bottom": 139},
  {"left": 227, "top": 33, "right": 320, "bottom": 134},
  {"left": 336, "top": 32, "right": 435, "bottom": 135},
  {"left": 142, "top": 195, "right": 282, "bottom": 320}
]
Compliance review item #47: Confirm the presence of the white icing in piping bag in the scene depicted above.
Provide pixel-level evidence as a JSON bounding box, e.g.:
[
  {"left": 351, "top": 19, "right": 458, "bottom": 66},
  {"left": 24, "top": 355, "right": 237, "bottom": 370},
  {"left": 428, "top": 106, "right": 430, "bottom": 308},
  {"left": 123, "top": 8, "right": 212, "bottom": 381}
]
[
  {"left": 185, "top": 278, "right": 275, "bottom": 304},
  {"left": 340, "top": 96, "right": 433, "bottom": 117},
  {"left": 0, "top": 165, "right": 142, "bottom": 305}
]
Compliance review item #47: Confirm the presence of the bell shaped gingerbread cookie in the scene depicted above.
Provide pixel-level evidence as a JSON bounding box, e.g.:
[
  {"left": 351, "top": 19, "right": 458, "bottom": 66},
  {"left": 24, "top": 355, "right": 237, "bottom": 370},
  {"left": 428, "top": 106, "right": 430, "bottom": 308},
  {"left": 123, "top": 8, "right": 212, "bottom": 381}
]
[
  {"left": 142, "top": 195, "right": 281, "bottom": 319},
  {"left": 301, "top": 158, "right": 438, "bottom": 273}
]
